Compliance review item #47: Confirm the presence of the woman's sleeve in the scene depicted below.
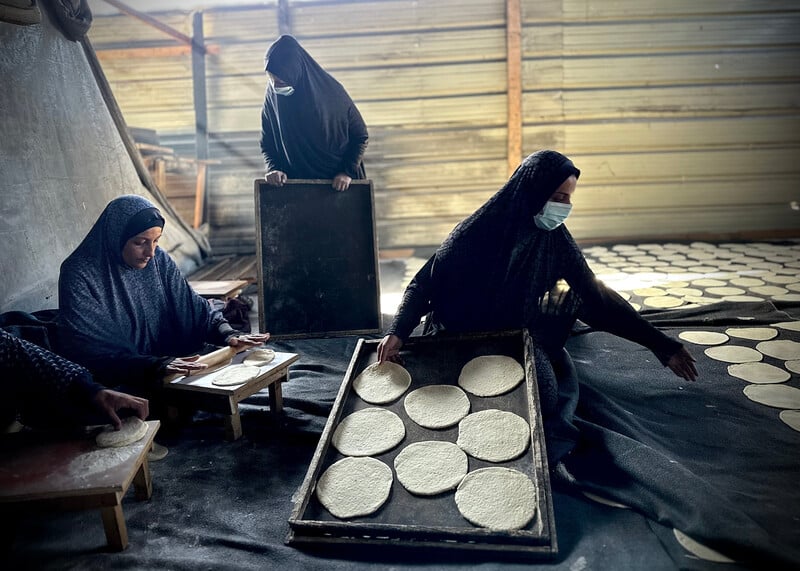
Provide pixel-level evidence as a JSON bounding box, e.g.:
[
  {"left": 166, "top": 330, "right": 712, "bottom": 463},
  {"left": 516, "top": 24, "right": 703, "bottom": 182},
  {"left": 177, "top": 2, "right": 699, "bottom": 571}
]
[
  {"left": 259, "top": 101, "right": 278, "bottom": 172},
  {"left": 338, "top": 104, "right": 369, "bottom": 179},
  {"left": 565, "top": 254, "right": 682, "bottom": 366},
  {"left": 386, "top": 255, "right": 435, "bottom": 341}
]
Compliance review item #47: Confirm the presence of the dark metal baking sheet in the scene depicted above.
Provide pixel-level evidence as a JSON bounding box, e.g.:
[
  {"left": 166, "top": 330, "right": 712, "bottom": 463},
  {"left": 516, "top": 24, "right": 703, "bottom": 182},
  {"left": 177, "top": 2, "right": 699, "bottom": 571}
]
[{"left": 288, "top": 330, "right": 556, "bottom": 556}]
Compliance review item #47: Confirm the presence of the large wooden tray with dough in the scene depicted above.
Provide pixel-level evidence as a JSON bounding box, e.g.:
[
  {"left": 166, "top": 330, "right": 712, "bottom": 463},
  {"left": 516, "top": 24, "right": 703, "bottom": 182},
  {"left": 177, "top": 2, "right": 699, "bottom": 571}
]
[{"left": 287, "top": 330, "right": 556, "bottom": 557}]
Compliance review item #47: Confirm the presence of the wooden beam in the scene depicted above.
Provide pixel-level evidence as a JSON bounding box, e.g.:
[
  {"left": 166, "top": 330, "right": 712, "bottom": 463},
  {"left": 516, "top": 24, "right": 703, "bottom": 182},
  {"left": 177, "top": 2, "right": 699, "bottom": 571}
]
[
  {"left": 100, "top": 0, "right": 208, "bottom": 55},
  {"left": 506, "top": 0, "right": 522, "bottom": 175},
  {"left": 96, "top": 45, "right": 220, "bottom": 60},
  {"left": 192, "top": 11, "right": 210, "bottom": 228}
]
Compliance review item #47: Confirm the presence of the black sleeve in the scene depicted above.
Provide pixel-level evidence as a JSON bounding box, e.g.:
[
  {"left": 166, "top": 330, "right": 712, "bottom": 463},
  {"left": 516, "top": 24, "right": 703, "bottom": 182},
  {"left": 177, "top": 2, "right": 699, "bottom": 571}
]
[
  {"left": 338, "top": 104, "right": 369, "bottom": 179},
  {"left": 259, "top": 101, "right": 279, "bottom": 172},
  {"left": 386, "top": 255, "right": 435, "bottom": 341},
  {"left": 565, "top": 256, "right": 683, "bottom": 366}
]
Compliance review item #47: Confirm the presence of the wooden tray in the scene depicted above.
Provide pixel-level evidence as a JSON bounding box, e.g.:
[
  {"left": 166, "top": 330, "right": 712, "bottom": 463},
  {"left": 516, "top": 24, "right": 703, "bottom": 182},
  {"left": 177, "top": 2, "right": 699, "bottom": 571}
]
[{"left": 287, "top": 330, "right": 556, "bottom": 557}]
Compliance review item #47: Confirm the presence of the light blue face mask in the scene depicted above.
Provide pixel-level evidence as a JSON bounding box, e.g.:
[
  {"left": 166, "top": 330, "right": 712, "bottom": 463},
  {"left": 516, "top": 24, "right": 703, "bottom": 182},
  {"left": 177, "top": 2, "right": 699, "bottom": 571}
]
[
  {"left": 273, "top": 85, "right": 294, "bottom": 96},
  {"left": 534, "top": 201, "right": 572, "bottom": 231}
]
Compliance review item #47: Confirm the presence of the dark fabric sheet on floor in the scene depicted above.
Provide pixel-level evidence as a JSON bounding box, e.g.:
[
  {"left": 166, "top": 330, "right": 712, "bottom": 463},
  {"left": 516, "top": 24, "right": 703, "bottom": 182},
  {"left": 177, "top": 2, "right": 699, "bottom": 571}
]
[{"left": 5, "top": 304, "right": 799, "bottom": 570}]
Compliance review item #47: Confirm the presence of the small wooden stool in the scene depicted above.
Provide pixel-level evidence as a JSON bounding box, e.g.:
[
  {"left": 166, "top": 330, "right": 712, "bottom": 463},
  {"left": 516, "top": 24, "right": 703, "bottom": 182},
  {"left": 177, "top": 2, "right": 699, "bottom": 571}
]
[
  {"left": 0, "top": 420, "right": 160, "bottom": 551},
  {"left": 164, "top": 351, "right": 299, "bottom": 440}
]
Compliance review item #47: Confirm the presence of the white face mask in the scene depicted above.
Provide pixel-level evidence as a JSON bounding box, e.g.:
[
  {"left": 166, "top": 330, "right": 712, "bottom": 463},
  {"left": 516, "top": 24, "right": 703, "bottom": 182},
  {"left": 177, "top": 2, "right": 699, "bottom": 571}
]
[
  {"left": 534, "top": 201, "right": 572, "bottom": 231},
  {"left": 273, "top": 85, "right": 294, "bottom": 96}
]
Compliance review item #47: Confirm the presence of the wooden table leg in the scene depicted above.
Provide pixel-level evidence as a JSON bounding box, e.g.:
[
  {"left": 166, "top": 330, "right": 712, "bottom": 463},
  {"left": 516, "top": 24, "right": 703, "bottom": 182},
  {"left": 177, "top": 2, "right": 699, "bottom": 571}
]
[
  {"left": 223, "top": 409, "right": 242, "bottom": 441},
  {"left": 133, "top": 458, "right": 153, "bottom": 501},
  {"left": 269, "top": 375, "right": 285, "bottom": 416},
  {"left": 100, "top": 502, "right": 128, "bottom": 551}
]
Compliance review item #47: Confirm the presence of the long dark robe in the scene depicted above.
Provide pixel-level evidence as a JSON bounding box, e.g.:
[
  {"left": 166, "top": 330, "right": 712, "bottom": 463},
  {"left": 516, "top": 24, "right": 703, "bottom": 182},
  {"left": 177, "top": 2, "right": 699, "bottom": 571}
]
[
  {"left": 386, "top": 150, "right": 682, "bottom": 461},
  {"left": 259, "top": 35, "right": 368, "bottom": 180},
  {"left": 57, "top": 195, "right": 235, "bottom": 393}
]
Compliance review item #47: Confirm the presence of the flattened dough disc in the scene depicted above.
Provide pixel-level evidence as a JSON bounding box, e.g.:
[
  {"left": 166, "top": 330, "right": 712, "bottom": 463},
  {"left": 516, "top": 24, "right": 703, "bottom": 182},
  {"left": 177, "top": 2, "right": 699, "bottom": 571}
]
[
  {"left": 643, "top": 296, "right": 683, "bottom": 309},
  {"left": 457, "top": 409, "right": 530, "bottom": 462},
  {"left": 455, "top": 467, "right": 537, "bottom": 530},
  {"left": 755, "top": 340, "right": 800, "bottom": 360},
  {"left": 727, "top": 362, "right": 790, "bottom": 384},
  {"left": 243, "top": 349, "right": 276, "bottom": 366},
  {"left": 96, "top": 416, "right": 148, "bottom": 448},
  {"left": 771, "top": 321, "right": 800, "bottom": 332},
  {"left": 724, "top": 327, "right": 777, "bottom": 341},
  {"left": 458, "top": 355, "right": 524, "bottom": 397},
  {"left": 679, "top": 331, "right": 729, "bottom": 346},
  {"left": 212, "top": 364, "right": 261, "bottom": 386},
  {"left": 315, "top": 457, "right": 393, "bottom": 519},
  {"left": 404, "top": 385, "right": 470, "bottom": 429},
  {"left": 394, "top": 441, "right": 468, "bottom": 495},
  {"left": 332, "top": 407, "right": 405, "bottom": 456},
  {"left": 352, "top": 361, "right": 412, "bottom": 404},
  {"left": 673, "top": 529, "right": 735, "bottom": 563},
  {"left": 779, "top": 410, "right": 800, "bottom": 433},
  {"left": 743, "top": 384, "right": 800, "bottom": 409},
  {"left": 704, "top": 346, "right": 762, "bottom": 364}
]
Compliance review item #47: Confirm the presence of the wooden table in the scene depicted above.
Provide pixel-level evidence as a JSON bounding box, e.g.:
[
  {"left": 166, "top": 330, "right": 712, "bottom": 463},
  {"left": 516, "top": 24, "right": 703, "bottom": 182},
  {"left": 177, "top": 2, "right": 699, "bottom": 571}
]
[
  {"left": 0, "top": 420, "right": 160, "bottom": 551},
  {"left": 188, "top": 279, "right": 250, "bottom": 300},
  {"left": 164, "top": 351, "right": 299, "bottom": 440}
]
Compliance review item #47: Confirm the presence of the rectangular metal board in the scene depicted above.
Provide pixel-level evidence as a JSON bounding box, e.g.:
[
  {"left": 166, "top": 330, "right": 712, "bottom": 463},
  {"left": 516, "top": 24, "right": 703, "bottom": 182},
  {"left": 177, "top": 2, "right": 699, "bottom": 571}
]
[
  {"left": 255, "top": 179, "right": 381, "bottom": 339},
  {"left": 287, "top": 330, "right": 557, "bottom": 556}
]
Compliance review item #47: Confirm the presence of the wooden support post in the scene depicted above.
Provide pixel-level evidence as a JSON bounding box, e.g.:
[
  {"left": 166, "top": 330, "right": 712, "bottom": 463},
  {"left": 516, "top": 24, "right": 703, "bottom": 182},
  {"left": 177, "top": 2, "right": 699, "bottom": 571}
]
[
  {"left": 100, "top": 502, "right": 128, "bottom": 551},
  {"left": 193, "top": 163, "right": 207, "bottom": 228},
  {"left": 506, "top": 0, "right": 523, "bottom": 175},
  {"left": 192, "top": 11, "right": 210, "bottom": 227}
]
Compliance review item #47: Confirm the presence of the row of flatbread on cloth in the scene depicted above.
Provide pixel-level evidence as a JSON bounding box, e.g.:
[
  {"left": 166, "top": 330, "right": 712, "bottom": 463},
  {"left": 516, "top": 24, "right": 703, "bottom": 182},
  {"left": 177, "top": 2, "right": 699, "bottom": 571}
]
[{"left": 564, "top": 300, "right": 800, "bottom": 569}]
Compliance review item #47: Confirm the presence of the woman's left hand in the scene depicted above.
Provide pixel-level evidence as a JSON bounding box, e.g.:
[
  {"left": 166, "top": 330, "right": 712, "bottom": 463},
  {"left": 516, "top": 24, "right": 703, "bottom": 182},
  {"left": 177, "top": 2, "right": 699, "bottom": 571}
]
[
  {"left": 332, "top": 173, "right": 352, "bottom": 192},
  {"left": 667, "top": 346, "right": 698, "bottom": 382},
  {"left": 227, "top": 333, "right": 271, "bottom": 349}
]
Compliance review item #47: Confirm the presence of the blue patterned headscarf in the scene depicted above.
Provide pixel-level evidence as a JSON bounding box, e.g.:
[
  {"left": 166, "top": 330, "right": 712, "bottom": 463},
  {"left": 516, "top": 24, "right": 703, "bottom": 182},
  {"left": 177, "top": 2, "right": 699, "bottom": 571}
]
[{"left": 57, "top": 195, "right": 223, "bottom": 389}]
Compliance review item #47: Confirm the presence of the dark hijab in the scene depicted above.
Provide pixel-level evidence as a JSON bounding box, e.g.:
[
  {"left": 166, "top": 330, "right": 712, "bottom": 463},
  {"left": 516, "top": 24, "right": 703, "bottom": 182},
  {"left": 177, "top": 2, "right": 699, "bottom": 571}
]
[
  {"left": 429, "top": 150, "right": 582, "bottom": 333},
  {"left": 260, "top": 35, "right": 368, "bottom": 179},
  {"left": 57, "top": 195, "right": 224, "bottom": 388}
]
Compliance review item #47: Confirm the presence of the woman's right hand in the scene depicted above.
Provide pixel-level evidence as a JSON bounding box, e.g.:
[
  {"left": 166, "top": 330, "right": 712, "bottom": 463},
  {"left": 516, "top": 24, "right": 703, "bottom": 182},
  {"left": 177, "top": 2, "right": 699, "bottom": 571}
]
[
  {"left": 164, "top": 355, "right": 209, "bottom": 376},
  {"left": 265, "top": 170, "right": 287, "bottom": 186},
  {"left": 377, "top": 335, "right": 403, "bottom": 363}
]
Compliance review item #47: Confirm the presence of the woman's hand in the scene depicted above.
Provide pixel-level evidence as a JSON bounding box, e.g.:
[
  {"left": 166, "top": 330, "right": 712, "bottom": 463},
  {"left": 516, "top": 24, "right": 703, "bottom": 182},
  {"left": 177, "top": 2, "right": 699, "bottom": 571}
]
[
  {"left": 165, "top": 355, "right": 209, "bottom": 376},
  {"left": 93, "top": 390, "right": 149, "bottom": 430},
  {"left": 332, "top": 173, "right": 352, "bottom": 192},
  {"left": 266, "top": 170, "right": 287, "bottom": 186},
  {"left": 667, "top": 346, "right": 698, "bottom": 382},
  {"left": 377, "top": 334, "right": 403, "bottom": 363},
  {"left": 227, "top": 332, "right": 271, "bottom": 349}
]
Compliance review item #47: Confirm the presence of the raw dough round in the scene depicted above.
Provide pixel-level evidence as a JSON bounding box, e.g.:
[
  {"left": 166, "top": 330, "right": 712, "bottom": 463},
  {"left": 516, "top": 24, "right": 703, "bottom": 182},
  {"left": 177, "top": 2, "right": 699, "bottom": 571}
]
[
  {"left": 673, "top": 529, "right": 735, "bottom": 563},
  {"left": 211, "top": 364, "right": 261, "bottom": 386},
  {"left": 724, "top": 327, "right": 777, "bottom": 341},
  {"left": 723, "top": 295, "right": 764, "bottom": 303},
  {"left": 404, "top": 385, "right": 470, "bottom": 429},
  {"left": 315, "top": 456, "right": 393, "bottom": 519},
  {"left": 743, "top": 384, "right": 800, "bottom": 409},
  {"left": 678, "top": 331, "right": 729, "bottom": 346},
  {"left": 779, "top": 410, "right": 800, "bottom": 433},
  {"left": 394, "top": 441, "right": 468, "bottom": 495},
  {"left": 786, "top": 360, "right": 800, "bottom": 374},
  {"left": 243, "top": 348, "right": 276, "bottom": 367},
  {"left": 455, "top": 467, "right": 537, "bottom": 530},
  {"left": 706, "top": 286, "right": 745, "bottom": 296},
  {"left": 643, "top": 296, "right": 683, "bottom": 309},
  {"left": 96, "top": 416, "right": 148, "bottom": 448},
  {"left": 755, "top": 339, "right": 800, "bottom": 360},
  {"left": 773, "top": 293, "right": 800, "bottom": 302},
  {"left": 704, "top": 346, "right": 762, "bottom": 364},
  {"left": 749, "top": 285, "right": 788, "bottom": 296},
  {"left": 633, "top": 287, "right": 667, "bottom": 297},
  {"left": 332, "top": 407, "right": 405, "bottom": 456},
  {"left": 456, "top": 409, "right": 530, "bottom": 462},
  {"left": 352, "top": 361, "right": 412, "bottom": 404},
  {"left": 457, "top": 355, "right": 524, "bottom": 397},
  {"left": 727, "top": 362, "right": 790, "bottom": 384},
  {"left": 691, "top": 278, "right": 727, "bottom": 287},
  {"left": 666, "top": 287, "right": 702, "bottom": 297}
]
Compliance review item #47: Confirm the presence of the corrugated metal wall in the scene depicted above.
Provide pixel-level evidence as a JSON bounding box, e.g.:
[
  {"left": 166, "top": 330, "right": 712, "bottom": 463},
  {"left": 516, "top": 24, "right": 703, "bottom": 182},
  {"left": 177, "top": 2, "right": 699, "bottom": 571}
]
[{"left": 89, "top": 0, "right": 800, "bottom": 255}]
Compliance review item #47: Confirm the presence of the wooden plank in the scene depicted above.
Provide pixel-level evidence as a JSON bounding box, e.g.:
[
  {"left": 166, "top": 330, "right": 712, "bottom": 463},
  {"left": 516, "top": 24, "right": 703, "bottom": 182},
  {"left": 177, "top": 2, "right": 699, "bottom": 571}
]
[
  {"left": 96, "top": 44, "right": 220, "bottom": 61},
  {"left": 188, "top": 279, "right": 249, "bottom": 298},
  {"left": 506, "top": 0, "right": 523, "bottom": 175}
]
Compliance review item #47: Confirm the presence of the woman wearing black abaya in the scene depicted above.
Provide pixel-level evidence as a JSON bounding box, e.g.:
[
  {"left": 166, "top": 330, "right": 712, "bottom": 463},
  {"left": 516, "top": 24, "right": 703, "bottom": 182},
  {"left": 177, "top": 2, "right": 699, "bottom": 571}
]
[
  {"left": 260, "top": 35, "right": 368, "bottom": 191},
  {"left": 377, "top": 150, "right": 697, "bottom": 465}
]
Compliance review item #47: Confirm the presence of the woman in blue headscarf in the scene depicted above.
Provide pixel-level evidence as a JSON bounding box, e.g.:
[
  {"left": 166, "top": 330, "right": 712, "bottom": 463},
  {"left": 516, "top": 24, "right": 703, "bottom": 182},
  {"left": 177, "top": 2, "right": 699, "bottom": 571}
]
[{"left": 57, "top": 195, "right": 269, "bottom": 395}]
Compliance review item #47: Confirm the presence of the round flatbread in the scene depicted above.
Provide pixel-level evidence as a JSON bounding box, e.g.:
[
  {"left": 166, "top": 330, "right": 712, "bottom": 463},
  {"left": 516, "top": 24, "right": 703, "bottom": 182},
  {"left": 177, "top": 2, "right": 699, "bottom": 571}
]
[
  {"left": 352, "top": 361, "right": 411, "bottom": 404},
  {"left": 666, "top": 287, "right": 702, "bottom": 297},
  {"left": 779, "top": 410, "right": 800, "bottom": 433},
  {"left": 331, "top": 408, "right": 405, "bottom": 457},
  {"left": 730, "top": 277, "right": 764, "bottom": 287},
  {"left": 755, "top": 340, "right": 800, "bottom": 360},
  {"left": 455, "top": 467, "right": 537, "bottom": 530},
  {"left": 749, "top": 285, "right": 788, "bottom": 296},
  {"left": 96, "top": 416, "right": 148, "bottom": 448},
  {"left": 242, "top": 349, "right": 276, "bottom": 367},
  {"left": 704, "top": 346, "right": 762, "bottom": 364},
  {"left": 404, "top": 385, "right": 470, "bottom": 429},
  {"left": 678, "top": 331, "right": 729, "bottom": 346},
  {"left": 643, "top": 296, "right": 683, "bottom": 309},
  {"left": 743, "top": 384, "right": 800, "bottom": 409},
  {"left": 457, "top": 355, "right": 524, "bottom": 397},
  {"left": 633, "top": 287, "right": 667, "bottom": 297},
  {"left": 727, "top": 362, "right": 790, "bottom": 384},
  {"left": 456, "top": 409, "right": 530, "bottom": 462},
  {"left": 705, "top": 286, "right": 745, "bottom": 296},
  {"left": 691, "top": 278, "right": 727, "bottom": 287},
  {"left": 785, "top": 360, "right": 800, "bottom": 374},
  {"left": 723, "top": 295, "right": 765, "bottom": 303},
  {"left": 211, "top": 364, "right": 261, "bottom": 386},
  {"left": 724, "top": 327, "right": 777, "bottom": 341},
  {"left": 673, "top": 529, "right": 735, "bottom": 563},
  {"left": 315, "top": 456, "right": 393, "bottom": 519},
  {"left": 394, "top": 441, "right": 468, "bottom": 495}
]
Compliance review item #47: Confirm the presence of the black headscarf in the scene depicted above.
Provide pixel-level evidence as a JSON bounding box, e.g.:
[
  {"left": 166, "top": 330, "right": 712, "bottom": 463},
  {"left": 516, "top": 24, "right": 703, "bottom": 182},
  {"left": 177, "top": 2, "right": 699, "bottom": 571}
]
[
  {"left": 429, "top": 150, "right": 582, "bottom": 333},
  {"left": 260, "top": 35, "right": 368, "bottom": 179}
]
